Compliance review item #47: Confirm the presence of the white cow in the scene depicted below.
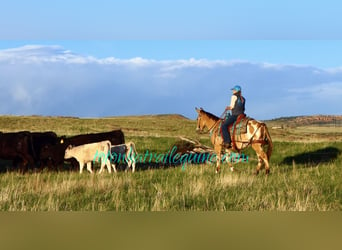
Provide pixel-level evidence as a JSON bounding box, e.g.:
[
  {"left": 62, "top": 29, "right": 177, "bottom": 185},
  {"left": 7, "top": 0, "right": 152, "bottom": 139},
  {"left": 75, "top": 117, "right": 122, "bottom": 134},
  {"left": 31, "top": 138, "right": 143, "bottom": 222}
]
[
  {"left": 64, "top": 140, "right": 112, "bottom": 174},
  {"left": 109, "top": 141, "right": 137, "bottom": 173}
]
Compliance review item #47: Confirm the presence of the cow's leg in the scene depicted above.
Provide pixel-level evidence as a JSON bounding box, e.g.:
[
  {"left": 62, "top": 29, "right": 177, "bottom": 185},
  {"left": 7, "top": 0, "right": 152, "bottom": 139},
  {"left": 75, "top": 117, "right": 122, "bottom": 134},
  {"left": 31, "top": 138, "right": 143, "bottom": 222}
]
[
  {"left": 106, "top": 161, "right": 111, "bottom": 173},
  {"left": 18, "top": 154, "right": 35, "bottom": 173},
  {"left": 17, "top": 158, "right": 28, "bottom": 174},
  {"left": 71, "top": 158, "right": 79, "bottom": 171},
  {"left": 79, "top": 161, "right": 84, "bottom": 174},
  {"left": 26, "top": 154, "right": 36, "bottom": 170},
  {"left": 111, "top": 163, "right": 117, "bottom": 173},
  {"left": 112, "top": 163, "right": 116, "bottom": 173},
  {"left": 99, "top": 162, "right": 104, "bottom": 174},
  {"left": 125, "top": 158, "right": 131, "bottom": 172},
  {"left": 99, "top": 160, "right": 110, "bottom": 174},
  {"left": 132, "top": 160, "right": 136, "bottom": 173},
  {"left": 86, "top": 162, "right": 93, "bottom": 173}
]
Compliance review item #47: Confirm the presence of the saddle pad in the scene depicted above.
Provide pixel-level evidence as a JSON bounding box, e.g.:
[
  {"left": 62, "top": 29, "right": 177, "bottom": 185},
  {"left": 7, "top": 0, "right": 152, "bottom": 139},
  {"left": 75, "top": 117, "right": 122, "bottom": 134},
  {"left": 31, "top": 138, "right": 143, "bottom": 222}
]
[{"left": 229, "top": 115, "right": 250, "bottom": 135}]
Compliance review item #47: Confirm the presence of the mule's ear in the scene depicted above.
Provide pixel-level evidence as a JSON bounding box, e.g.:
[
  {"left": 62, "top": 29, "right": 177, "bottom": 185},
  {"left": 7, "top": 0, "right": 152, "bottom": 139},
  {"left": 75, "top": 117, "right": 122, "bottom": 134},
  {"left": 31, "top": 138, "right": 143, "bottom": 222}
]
[{"left": 195, "top": 107, "right": 200, "bottom": 113}]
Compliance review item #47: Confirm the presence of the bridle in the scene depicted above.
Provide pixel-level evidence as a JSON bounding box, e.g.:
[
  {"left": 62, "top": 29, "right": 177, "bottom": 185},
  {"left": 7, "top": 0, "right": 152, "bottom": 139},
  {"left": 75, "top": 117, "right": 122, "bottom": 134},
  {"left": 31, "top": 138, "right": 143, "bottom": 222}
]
[{"left": 198, "top": 110, "right": 226, "bottom": 135}]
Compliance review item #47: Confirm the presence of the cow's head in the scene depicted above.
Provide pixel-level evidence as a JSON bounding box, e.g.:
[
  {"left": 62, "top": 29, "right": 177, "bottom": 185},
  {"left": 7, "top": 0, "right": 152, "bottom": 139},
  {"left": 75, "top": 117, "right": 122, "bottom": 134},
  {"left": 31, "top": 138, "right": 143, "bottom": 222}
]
[{"left": 64, "top": 145, "right": 74, "bottom": 159}]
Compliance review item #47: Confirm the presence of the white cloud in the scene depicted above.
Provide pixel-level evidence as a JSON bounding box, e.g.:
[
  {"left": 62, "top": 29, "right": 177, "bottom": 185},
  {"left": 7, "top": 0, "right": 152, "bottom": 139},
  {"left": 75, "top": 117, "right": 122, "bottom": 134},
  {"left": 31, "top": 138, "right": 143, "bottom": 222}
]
[
  {"left": 1, "top": 45, "right": 342, "bottom": 119},
  {"left": 324, "top": 67, "right": 342, "bottom": 74},
  {"left": 289, "top": 82, "right": 342, "bottom": 99}
]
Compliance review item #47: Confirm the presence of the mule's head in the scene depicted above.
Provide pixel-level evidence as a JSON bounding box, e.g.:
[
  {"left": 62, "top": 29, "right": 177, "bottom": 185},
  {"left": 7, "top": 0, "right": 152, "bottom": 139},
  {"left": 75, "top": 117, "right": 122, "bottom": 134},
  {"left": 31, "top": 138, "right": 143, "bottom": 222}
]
[{"left": 195, "top": 107, "right": 206, "bottom": 133}]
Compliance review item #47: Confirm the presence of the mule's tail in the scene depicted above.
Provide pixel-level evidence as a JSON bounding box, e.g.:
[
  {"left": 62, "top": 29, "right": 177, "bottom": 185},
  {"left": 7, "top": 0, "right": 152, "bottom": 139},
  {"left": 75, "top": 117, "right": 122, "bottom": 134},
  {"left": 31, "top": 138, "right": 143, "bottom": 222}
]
[{"left": 264, "top": 124, "right": 273, "bottom": 161}]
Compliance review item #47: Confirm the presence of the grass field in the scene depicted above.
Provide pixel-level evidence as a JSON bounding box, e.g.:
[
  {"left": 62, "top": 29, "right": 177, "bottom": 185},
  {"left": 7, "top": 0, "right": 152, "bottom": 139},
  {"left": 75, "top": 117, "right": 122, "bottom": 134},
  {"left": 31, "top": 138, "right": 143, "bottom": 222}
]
[{"left": 0, "top": 115, "right": 341, "bottom": 211}]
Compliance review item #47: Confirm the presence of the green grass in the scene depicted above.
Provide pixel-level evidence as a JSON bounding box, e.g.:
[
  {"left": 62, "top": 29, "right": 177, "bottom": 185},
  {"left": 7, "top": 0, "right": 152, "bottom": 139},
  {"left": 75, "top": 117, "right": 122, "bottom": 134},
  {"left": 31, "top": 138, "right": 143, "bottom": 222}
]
[
  {"left": 0, "top": 115, "right": 341, "bottom": 211},
  {"left": 0, "top": 160, "right": 340, "bottom": 211}
]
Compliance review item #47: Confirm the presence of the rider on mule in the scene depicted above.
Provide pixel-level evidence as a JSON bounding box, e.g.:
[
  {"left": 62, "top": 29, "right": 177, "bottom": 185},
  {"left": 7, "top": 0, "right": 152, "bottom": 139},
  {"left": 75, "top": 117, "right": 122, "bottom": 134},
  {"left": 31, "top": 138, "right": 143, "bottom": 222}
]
[{"left": 221, "top": 85, "right": 245, "bottom": 149}]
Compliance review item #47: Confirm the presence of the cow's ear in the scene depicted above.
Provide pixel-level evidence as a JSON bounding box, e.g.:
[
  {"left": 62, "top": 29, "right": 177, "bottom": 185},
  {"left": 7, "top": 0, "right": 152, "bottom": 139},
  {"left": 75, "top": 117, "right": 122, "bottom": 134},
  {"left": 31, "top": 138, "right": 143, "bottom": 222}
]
[
  {"left": 60, "top": 139, "right": 64, "bottom": 144},
  {"left": 67, "top": 145, "right": 73, "bottom": 150}
]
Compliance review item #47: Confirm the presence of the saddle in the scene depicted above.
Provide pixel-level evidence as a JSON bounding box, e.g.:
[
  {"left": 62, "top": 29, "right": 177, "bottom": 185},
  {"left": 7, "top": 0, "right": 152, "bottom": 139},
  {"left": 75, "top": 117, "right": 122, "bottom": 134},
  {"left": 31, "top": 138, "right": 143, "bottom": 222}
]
[
  {"left": 221, "top": 114, "right": 251, "bottom": 151},
  {"left": 229, "top": 114, "right": 249, "bottom": 134}
]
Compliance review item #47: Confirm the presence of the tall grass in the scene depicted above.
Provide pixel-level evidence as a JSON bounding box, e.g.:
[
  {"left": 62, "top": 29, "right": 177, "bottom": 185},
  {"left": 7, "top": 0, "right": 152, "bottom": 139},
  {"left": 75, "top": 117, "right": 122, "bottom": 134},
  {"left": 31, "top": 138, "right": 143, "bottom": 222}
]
[
  {"left": 0, "top": 161, "right": 340, "bottom": 211},
  {"left": 0, "top": 115, "right": 341, "bottom": 211}
]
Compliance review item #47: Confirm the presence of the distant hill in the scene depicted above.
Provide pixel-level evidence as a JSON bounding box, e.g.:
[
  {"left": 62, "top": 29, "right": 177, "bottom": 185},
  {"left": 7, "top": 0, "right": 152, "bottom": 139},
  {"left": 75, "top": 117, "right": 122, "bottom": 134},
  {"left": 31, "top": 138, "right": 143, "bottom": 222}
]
[
  {"left": 104, "top": 114, "right": 190, "bottom": 120},
  {"left": 152, "top": 114, "right": 190, "bottom": 120},
  {"left": 266, "top": 115, "right": 342, "bottom": 127}
]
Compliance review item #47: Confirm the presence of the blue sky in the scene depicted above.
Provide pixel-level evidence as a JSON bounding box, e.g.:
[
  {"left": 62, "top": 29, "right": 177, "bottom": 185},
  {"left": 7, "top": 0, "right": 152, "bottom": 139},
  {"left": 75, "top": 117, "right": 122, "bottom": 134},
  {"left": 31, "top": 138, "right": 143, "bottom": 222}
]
[
  {"left": 1, "top": 0, "right": 342, "bottom": 39},
  {"left": 0, "top": 1, "right": 341, "bottom": 119}
]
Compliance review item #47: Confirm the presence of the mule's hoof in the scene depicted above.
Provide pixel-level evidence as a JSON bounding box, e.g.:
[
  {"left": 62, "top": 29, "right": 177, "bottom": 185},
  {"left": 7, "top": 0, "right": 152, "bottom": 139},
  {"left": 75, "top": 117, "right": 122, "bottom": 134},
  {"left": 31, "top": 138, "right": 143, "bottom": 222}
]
[
  {"left": 230, "top": 167, "right": 234, "bottom": 172},
  {"left": 254, "top": 171, "right": 259, "bottom": 175},
  {"left": 265, "top": 169, "right": 270, "bottom": 175},
  {"left": 215, "top": 168, "right": 220, "bottom": 174}
]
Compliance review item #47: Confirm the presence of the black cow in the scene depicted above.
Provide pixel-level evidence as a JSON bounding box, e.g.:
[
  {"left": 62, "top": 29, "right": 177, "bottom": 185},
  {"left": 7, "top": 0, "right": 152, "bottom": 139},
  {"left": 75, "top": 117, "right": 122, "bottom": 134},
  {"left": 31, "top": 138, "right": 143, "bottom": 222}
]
[
  {"left": 0, "top": 131, "right": 59, "bottom": 172},
  {"left": 30, "top": 132, "right": 58, "bottom": 168},
  {"left": 40, "top": 130, "right": 125, "bottom": 170},
  {"left": 0, "top": 131, "right": 35, "bottom": 171}
]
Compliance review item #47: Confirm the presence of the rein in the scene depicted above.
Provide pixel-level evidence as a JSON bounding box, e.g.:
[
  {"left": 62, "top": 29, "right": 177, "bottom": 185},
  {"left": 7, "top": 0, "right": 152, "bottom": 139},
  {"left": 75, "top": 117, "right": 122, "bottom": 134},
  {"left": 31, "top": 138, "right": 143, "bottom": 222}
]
[
  {"left": 207, "top": 110, "right": 226, "bottom": 134},
  {"left": 208, "top": 119, "right": 222, "bottom": 134}
]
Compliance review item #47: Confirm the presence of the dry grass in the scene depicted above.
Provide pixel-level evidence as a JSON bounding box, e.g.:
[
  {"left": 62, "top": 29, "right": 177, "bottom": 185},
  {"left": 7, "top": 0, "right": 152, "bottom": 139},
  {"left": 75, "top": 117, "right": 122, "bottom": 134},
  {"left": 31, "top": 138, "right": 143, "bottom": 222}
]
[
  {"left": 0, "top": 115, "right": 341, "bottom": 211},
  {"left": 0, "top": 161, "right": 340, "bottom": 211},
  {"left": 0, "top": 115, "right": 197, "bottom": 138}
]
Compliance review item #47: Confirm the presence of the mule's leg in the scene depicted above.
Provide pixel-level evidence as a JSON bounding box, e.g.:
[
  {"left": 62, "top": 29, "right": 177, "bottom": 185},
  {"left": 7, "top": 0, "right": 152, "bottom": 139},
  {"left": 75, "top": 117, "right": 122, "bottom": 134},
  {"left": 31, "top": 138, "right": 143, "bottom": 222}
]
[
  {"left": 214, "top": 145, "right": 222, "bottom": 173},
  {"left": 256, "top": 155, "right": 263, "bottom": 175},
  {"left": 225, "top": 150, "right": 235, "bottom": 172},
  {"left": 252, "top": 144, "right": 269, "bottom": 175},
  {"left": 263, "top": 153, "right": 270, "bottom": 175}
]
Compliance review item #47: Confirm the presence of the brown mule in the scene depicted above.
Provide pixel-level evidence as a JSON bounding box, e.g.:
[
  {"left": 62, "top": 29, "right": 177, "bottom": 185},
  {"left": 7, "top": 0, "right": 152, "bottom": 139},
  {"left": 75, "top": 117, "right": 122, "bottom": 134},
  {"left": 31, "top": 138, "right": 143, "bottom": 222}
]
[{"left": 195, "top": 107, "right": 273, "bottom": 175}]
